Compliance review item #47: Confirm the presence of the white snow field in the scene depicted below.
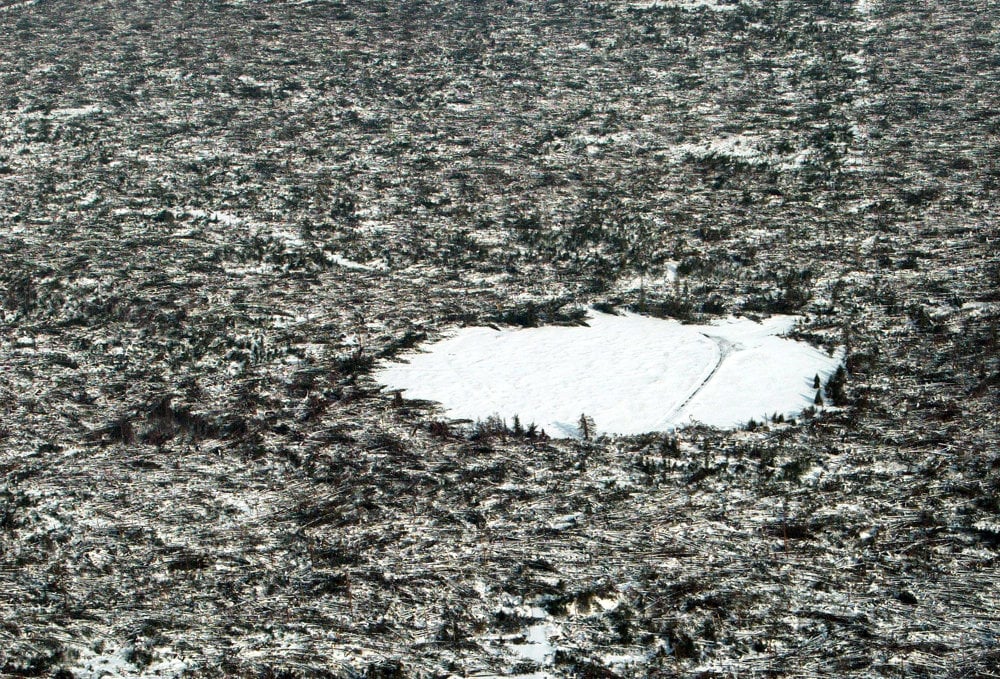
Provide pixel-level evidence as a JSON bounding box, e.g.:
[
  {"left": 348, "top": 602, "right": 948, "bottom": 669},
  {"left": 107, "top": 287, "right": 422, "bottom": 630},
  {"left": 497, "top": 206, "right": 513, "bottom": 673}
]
[{"left": 375, "top": 311, "right": 843, "bottom": 437}]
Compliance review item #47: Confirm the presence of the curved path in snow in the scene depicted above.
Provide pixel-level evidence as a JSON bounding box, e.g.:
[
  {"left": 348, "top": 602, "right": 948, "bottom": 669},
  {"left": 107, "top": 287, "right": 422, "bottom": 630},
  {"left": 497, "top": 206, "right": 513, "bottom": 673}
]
[{"left": 660, "top": 334, "right": 736, "bottom": 427}]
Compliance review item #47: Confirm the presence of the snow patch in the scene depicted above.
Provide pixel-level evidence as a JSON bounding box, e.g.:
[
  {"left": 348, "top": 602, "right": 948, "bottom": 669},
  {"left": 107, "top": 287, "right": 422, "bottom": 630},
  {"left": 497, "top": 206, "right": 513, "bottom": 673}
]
[
  {"left": 50, "top": 104, "right": 102, "bottom": 118},
  {"left": 667, "top": 133, "right": 810, "bottom": 170},
  {"left": 67, "top": 645, "right": 189, "bottom": 679},
  {"left": 375, "top": 311, "right": 842, "bottom": 436},
  {"left": 631, "top": 0, "right": 738, "bottom": 10},
  {"left": 329, "top": 253, "right": 387, "bottom": 271},
  {"left": 21, "top": 104, "right": 102, "bottom": 118},
  {"left": 856, "top": 0, "right": 875, "bottom": 16},
  {"left": 0, "top": 1, "right": 39, "bottom": 13},
  {"left": 510, "top": 623, "right": 558, "bottom": 664},
  {"left": 181, "top": 208, "right": 242, "bottom": 226},
  {"left": 624, "top": 262, "right": 678, "bottom": 291}
]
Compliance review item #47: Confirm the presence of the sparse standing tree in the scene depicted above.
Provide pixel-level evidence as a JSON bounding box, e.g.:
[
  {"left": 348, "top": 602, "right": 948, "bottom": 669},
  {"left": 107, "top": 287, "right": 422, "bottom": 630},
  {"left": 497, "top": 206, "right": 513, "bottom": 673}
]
[
  {"left": 620, "top": 212, "right": 656, "bottom": 312},
  {"left": 578, "top": 413, "right": 595, "bottom": 441}
]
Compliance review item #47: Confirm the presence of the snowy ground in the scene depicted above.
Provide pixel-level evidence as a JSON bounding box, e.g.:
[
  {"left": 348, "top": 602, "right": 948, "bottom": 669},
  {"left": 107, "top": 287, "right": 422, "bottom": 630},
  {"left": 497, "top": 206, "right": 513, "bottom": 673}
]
[{"left": 375, "top": 311, "right": 843, "bottom": 436}]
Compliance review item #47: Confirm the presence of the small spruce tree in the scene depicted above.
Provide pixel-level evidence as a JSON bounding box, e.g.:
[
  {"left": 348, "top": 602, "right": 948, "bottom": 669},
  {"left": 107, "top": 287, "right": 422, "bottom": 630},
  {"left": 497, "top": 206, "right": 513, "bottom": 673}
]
[
  {"left": 814, "top": 389, "right": 824, "bottom": 406},
  {"left": 578, "top": 413, "right": 595, "bottom": 441},
  {"left": 512, "top": 415, "right": 524, "bottom": 437}
]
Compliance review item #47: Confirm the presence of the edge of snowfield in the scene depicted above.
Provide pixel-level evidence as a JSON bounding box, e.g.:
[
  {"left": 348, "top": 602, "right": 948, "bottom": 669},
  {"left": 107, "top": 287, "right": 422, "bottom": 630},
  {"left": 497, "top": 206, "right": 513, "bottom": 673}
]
[{"left": 375, "top": 311, "right": 844, "bottom": 437}]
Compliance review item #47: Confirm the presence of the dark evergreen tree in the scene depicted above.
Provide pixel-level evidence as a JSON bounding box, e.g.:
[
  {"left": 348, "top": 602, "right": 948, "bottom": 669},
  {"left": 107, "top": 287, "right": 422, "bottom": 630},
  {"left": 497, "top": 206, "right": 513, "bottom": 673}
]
[{"left": 826, "top": 365, "right": 848, "bottom": 406}]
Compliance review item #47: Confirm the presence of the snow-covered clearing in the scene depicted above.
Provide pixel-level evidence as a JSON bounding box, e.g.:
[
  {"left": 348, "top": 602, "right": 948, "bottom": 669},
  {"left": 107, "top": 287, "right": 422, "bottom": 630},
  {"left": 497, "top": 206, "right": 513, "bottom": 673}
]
[{"left": 375, "top": 311, "right": 843, "bottom": 437}]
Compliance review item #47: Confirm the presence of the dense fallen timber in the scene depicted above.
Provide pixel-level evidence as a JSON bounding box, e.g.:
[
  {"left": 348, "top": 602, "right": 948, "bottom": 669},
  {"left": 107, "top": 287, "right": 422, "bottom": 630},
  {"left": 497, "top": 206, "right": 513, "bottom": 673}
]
[{"left": 1, "top": 0, "right": 998, "bottom": 676}]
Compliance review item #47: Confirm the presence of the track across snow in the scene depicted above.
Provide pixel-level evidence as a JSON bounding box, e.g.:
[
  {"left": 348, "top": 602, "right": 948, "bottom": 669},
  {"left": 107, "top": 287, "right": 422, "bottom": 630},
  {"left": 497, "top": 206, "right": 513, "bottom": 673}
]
[
  {"left": 375, "top": 311, "right": 843, "bottom": 436},
  {"left": 661, "top": 333, "right": 734, "bottom": 426}
]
